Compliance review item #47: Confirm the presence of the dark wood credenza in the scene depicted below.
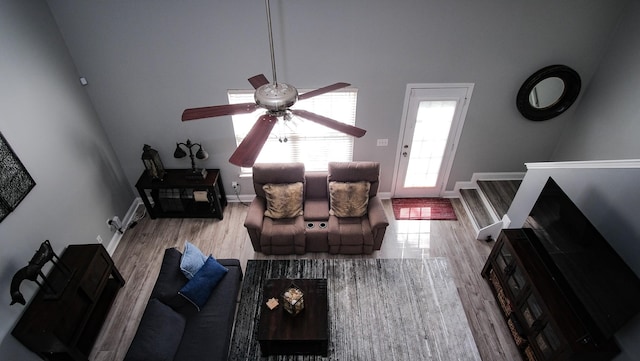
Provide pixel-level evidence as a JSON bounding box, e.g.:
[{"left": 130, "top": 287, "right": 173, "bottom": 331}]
[
  {"left": 135, "top": 168, "right": 227, "bottom": 220},
  {"left": 12, "top": 244, "right": 125, "bottom": 361},
  {"left": 482, "top": 229, "right": 620, "bottom": 361}
]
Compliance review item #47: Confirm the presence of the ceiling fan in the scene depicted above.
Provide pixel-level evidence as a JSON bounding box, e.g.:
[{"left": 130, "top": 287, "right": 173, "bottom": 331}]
[{"left": 181, "top": 0, "right": 366, "bottom": 167}]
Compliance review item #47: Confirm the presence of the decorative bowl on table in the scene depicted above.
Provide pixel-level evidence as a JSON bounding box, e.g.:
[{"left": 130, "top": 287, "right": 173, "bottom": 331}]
[{"left": 282, "top": 283, "right": 304, "bottom": 315}]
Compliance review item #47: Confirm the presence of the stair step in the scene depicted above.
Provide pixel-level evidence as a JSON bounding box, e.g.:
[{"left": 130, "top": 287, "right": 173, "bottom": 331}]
[
  {"left": 460, "top": 188, "right": 495, "bottom": 229},
  {"left": 477, "top": 180, "right": 522, "bottom": 218}
]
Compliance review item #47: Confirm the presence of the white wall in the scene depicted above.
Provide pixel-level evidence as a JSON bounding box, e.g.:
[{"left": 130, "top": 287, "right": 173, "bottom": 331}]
[
  {"left": 44, "top": 0, "right": 629, "bottom": 193},
  {"left": 0, "top": 0, "right": 133, "bottom": 358},
  {"left": 553, "top": 1, "right": 640, "bottom": 161}
]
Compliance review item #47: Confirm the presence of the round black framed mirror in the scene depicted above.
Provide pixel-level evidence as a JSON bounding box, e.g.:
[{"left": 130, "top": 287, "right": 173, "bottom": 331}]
[{"left": 516, "top": 64, "right": 581, "bottom": 121}]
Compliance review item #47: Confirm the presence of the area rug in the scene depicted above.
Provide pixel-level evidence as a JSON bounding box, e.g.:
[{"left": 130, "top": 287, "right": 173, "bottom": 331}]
[
  {"left": 228, "top": 259, "right": 481, "bottom": 361},
  {"left": 391, "top": 198, "right": 458, "bottom": 220}
]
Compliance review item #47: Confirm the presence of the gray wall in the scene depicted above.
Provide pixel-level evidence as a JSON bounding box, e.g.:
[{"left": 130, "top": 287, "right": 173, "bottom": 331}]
[
  {"left": 0, "top": 0, "right": 132, "bottom": 358},
  {"left": 45, "top": 0, "right": 628, "bottom": 193},
  {"left": 506, "top": 4, "right": 640, "bottom": 359},
  {"left": 553, "top": 1, "right": 640, "bottom": 161}
]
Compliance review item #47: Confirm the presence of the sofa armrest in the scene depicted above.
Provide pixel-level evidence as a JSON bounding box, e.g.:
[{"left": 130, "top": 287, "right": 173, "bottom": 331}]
[
  {"left": 216, "top": 259, "right": 241, "bottom": 269},
  {"left": 368, "top": 196, "right": 389, "bottom": 251},
  {"left": 244, "top": 197, "right": 266, "bottom": 252},
  {"left": 244, "top": 197, "right": 265, "bottom": 229},
  {"left": 367, "top": 196, "right": 389, "bottom": 229}
]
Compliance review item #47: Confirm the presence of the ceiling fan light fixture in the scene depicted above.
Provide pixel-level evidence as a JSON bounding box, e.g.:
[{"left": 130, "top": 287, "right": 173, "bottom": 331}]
[
  {"left": 181, "top": 0, "right": 365, "bottom": 168},
  {"left": 255, "top": 83, "right": 298, "bottom": 112}
]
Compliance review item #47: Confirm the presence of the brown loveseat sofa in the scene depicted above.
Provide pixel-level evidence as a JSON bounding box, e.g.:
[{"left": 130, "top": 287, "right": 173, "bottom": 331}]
[{"left": 244, "top": 162, "right": 389, "bottom": 255}]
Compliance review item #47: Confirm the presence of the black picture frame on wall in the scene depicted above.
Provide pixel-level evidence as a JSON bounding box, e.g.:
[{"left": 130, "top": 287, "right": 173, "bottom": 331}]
[{"left": 0, "top": 132, "right": 36, "bottom": 223}]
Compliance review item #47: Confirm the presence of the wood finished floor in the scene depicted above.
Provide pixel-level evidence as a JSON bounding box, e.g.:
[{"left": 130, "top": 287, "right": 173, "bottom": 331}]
[{"left": 90, "top": 199, "right": 522, "bottom": 361}]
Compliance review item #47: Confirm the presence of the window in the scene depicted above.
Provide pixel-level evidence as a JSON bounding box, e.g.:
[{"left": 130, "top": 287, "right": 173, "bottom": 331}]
[{"left": 228, "top": 88, "right": 358, "bottom": 173}]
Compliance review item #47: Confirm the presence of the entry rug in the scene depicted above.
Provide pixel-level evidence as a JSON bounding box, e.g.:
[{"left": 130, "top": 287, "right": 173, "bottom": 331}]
[
  {"left": 392, "top": 197, "right": 458, "bottom": 220},
  {"left": 228, "top": 258, "right": 481, "bottom": 361}
]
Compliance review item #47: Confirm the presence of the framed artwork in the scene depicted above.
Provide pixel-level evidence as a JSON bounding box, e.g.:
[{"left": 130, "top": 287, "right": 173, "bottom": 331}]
[{"left": 0, "top": 132, "right": 36, "bottom": 222}]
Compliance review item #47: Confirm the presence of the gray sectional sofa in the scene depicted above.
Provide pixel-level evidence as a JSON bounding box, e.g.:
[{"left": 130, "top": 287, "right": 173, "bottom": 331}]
[{"left": 124, "top": 247, "right": 242, "bottom": 361}]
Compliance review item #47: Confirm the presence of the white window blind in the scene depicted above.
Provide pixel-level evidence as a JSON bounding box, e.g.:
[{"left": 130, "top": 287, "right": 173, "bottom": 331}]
[{"left": 228, "top": 88, "right": 358, "bottom": 173}]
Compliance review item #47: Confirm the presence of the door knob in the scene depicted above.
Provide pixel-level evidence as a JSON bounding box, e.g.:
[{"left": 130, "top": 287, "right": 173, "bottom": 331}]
[{"left": 402, "top": 152, "right": 408, "bottom": 157}]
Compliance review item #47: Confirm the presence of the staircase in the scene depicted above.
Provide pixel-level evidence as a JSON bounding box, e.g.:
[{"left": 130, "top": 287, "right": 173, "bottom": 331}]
[{"left": 458, "top": 177, "right": 522, "bottom": 241}]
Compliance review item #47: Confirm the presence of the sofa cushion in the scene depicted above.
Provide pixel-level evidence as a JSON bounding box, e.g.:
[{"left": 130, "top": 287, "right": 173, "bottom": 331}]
[
  {"left": 329, "top": 181, "right": 371, "bottom": 217},
  {"left": 263, "top": 182, "right": 304, "bottom": 219},
  {"left": 173, "top": 260, "right": 243, "bottom": 361},
  {"left": 124, "top": 298, "right": 186, "bottom": 361},
  {"left": 179, "top": 256, "right": 228, "bottom": 311},
  {"left": 179, "top": 241, "right": 208, "bottom": 279}
]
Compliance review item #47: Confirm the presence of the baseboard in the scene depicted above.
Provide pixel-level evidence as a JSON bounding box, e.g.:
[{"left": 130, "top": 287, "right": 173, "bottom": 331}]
[
  {"left": 378, "top": 192, "right": 392, "bottom": 200},
  {"left": 476, "top": 220, "right": 504, "bottom": 242},
  {"left": 106, "top": 198, "right": 143, "bottom": 255},
  {"left": 226, "top": 194, "right": 255, "bottom": 203}
]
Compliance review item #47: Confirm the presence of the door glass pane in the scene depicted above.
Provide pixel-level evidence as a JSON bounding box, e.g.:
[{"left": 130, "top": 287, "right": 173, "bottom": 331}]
[
  {"left": 497, "top": 245, "right": 513, "bottom": 272},
  {"left": 404, "top": 100, "right": 457, "bottom": 187},
  {"left": 507, "top": 266, "right": 526, "bottom": 298},
  {"left": 543, "top": 324, "right": 561, "bottom": 353},
  {"left": 522, "top": 293, "right": 543, "bottom": 328},
  {"left": 536, "top": 323, "right": 561, "bottom": 359},
  {"left": 535, "top": 332, "right": 552, "bottom": 359}
]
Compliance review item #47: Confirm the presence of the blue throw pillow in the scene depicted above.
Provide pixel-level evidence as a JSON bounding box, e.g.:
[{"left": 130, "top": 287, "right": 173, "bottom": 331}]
[
  {"left": 180, "top": 241, "right": 207, "bottom": 279},
  {"left": 178, "top": 256, "right": 228, "bottom": 311}
]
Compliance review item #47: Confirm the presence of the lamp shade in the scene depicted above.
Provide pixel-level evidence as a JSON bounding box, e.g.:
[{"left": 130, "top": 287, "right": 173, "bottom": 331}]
[
  {"left": 195, "top": 148, "right": 209, "bottom": 160},
  {"left": 142, "top": 144, "right": 166, "bottom": 180},
  {"left": 173, "top": 144, "right": 187, "bottom": 158}
]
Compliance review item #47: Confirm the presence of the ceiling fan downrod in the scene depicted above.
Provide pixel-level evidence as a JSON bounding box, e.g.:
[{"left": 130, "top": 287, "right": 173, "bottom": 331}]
[
  {"left": 255, "top": 0, "right": 298, "bottom": 114},
  {"left": 265, "top": 0, "right": 278, "bottom": 85}
]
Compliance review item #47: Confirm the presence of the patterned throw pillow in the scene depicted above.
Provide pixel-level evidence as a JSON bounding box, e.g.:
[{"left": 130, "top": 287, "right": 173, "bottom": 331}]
[
  {"left": 329, "top": 181, "right": 370, "bottom": 217},
  {"left": 262, "top": 182, "right": 304, "bottom": 219}
]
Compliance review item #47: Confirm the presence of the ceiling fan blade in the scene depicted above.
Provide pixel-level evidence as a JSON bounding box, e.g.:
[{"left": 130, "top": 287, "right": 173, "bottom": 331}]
[
  {"left": 298, "top": 82, "right": 351, "bottom": 101},
  {"left": 248, "top": 74, "right": 270, "bottom": 89},
  {"left": 181, "top": 103, "right": 259, "bottom": 121},
  {"left": 228, "top": 114, "right": 277, "bottom": 167},
  {"left": 291, "top": 109, "right": 366, "bottom": 138}
]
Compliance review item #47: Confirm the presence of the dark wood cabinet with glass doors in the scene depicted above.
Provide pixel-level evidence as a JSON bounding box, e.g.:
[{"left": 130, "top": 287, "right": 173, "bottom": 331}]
[{"left": 481, "top": 229, "right": 619, "bottom": 361}]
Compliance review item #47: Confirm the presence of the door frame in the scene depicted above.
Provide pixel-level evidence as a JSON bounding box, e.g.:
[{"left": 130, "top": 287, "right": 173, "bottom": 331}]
[{"left": 391, "top": 83, "right": 474, "bottom": 197}]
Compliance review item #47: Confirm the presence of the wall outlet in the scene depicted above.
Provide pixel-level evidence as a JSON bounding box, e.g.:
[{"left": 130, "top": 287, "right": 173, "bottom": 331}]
[
  {"left": 231, "top": 181, "right": 239, "bottom": 190},
  {"left": 376, "top": 138, "right": 389, "bottom": 146},
  {"left": 107, "top": 216, "right": 121, "bottom": 229},
  {"left": 96, "top": 235, "right": 103, "bottom": 244}
]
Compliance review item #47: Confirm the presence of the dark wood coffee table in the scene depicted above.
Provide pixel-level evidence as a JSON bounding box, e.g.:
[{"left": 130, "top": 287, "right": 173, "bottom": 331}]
[{"left": 258, "top": 278, "right": 328, "bottom": 356}]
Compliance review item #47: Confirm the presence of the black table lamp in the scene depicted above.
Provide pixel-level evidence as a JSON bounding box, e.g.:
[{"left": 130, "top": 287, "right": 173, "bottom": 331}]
[{"left": 174, "top": 139, "right": 209, "bottom": 180}]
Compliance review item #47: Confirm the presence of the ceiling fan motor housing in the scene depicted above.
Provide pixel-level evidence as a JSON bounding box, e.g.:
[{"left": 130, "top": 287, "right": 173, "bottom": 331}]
[{"left": 255, "top": 83, "right": 298, "bottom": 112}]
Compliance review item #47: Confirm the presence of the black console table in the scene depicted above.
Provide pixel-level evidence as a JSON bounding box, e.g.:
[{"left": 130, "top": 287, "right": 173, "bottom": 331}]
[
  {"left": 135, "top": 168, "right": 227, "bottom": 220},
  {"left": 12, "top": 244, "right": 125, "bottom": 361}
]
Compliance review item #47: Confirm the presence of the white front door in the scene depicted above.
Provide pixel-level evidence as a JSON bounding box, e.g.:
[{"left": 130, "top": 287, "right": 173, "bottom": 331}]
[{"left": 393, "top": 84, "right": 473, "bottom": 197}]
